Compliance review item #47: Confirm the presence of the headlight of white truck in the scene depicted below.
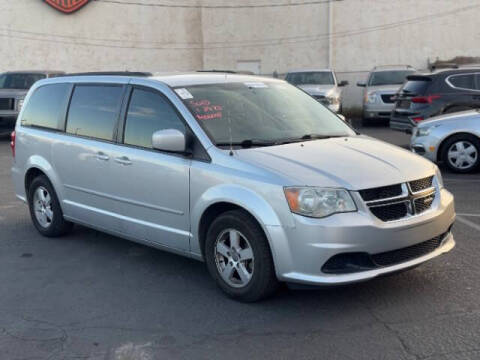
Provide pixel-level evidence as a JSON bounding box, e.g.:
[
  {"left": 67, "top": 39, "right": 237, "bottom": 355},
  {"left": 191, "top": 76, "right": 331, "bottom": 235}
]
[
  {"left": 365, "top": 91, "right": 377, "bottom": 104},
  {"left": 284, "top": 187, "right": 357, "bottom": 218}
]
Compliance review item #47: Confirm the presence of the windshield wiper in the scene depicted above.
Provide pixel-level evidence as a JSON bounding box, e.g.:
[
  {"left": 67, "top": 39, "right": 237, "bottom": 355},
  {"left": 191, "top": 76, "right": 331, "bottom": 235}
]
[
  {"left": 215, "top": 139, "right": 279, "bottom": 148},
  {"left": 280, "top": 134, "right": 346, "bottom": 143}
]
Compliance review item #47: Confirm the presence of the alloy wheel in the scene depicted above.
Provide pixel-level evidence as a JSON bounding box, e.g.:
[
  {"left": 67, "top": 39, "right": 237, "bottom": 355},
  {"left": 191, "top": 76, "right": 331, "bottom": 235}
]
[
  {"left": 214, "top": 229, "right": 254, "bottom": 288},
  {"left": 447, "top": 141, "right": 478, "bottom": 170},
  {"left": 33, "top": 186, "right": 54, "bottom": 228}
]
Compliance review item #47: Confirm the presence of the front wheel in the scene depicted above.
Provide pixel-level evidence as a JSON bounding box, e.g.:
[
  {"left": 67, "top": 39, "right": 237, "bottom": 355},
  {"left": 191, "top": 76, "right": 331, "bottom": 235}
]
[
  {"left": 441, "top": 134, "right": 480, "bottom": 173},
  {"left": 205, "top": 210, "right": 278, "bottom": 302}
]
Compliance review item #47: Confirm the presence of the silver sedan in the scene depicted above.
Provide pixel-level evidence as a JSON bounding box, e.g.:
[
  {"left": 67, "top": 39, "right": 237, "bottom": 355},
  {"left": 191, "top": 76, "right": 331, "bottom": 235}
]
[{"left": 411, "top": 110, "right": 480, "bottom": 173}]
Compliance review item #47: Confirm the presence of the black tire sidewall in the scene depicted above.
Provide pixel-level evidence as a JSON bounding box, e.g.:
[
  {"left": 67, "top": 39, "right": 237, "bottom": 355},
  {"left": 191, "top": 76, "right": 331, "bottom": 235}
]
[
  {"left": 28, "top": 175, "right": 70, "bottom": 237},
  {"left": 205, "top": 210, "right": 277, "bottom": 301},
  {"left": 442, "top": 135, "right": 480, "bottom": 173}
]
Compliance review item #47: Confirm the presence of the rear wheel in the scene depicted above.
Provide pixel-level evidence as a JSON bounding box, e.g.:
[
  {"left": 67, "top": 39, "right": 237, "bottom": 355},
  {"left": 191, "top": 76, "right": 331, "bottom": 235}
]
[
  {"left": 441, "top": 134, "right": 480, "bottom": 173},
  {"left": 28, "top": 175, "right": 73, "bottom": 237},
  {"left": 204, "top": 210, "right": 278, "bottom": 302}
]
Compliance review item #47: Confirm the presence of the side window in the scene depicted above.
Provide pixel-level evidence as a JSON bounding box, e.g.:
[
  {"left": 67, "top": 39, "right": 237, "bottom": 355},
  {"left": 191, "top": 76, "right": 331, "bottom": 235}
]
[
  {"left": 123, "top": 88, "right": 185, "bottom": 149},
  {"left": 21, "top": 83, "right": 69, "bottom": 130},
  {"left": 448, "top": 74, "right": 476, "bottom": 90},
  {"left": 66, "top": 85, "right": 123, "bottom": 141}
]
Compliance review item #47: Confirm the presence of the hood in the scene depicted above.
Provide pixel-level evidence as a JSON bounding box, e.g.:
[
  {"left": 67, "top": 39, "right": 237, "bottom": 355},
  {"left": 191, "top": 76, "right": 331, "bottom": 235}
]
[
  {"left": 366, "top": 84, "right": 401, "bottom": 93},
  {"left": 418, "top": 110, "right": 480, "bottom": 128},
  {"left": 297, "top": 84, "right": 337, "bottom": 96},
  {"left": 0, "top": 89, "right": 28, "bottom": 98},
  {"left": 235, "top": 136, "right": 435, "bottom": 190}
]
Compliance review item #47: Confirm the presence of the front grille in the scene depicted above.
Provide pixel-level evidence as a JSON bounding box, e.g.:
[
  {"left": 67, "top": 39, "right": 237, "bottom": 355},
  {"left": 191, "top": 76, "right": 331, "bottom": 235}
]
[
  {"left": 359, "top": 176, "right": 436, "bottom": 222},
  {"left": 414, "top": 193, "right": 435, "bottom": 214},
  {"left": 0, "top": 98, "right": 14, "bottom": 110},
  {"left": 322, "top": 232, "right": 448, "bottom": 274},
  {"left": 359, "top": 184, "right": 403, "bottom": 202},
  {"left": 381, "top": 94, "right": 395, "bottom": 103},
  {"left": 371, "top": 233, "right": 445, "bottom": 267},
  {"left": 409, "top": 176, "right": 433, "bottom": 193},
  {"left": 370, "top": 202, "right": 408, "bottom": 222}
]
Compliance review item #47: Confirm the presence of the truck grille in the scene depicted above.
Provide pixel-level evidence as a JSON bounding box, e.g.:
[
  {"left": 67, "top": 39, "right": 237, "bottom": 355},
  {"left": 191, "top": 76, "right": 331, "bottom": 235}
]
[
  {"left": 381, "top": 94, "right": 395, "bottom": 103},
  {"left": 359, "top": 176, "right": 436, "bottom": 222},
  {"left": 0, "top": 98, "right": 14, "bottom": 110}
]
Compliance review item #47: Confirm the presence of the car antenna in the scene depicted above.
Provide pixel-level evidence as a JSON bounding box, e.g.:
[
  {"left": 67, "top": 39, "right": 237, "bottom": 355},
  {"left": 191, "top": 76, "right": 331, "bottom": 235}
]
[{"left": 227, "top": 98, "right": 234, "bottom": 156}]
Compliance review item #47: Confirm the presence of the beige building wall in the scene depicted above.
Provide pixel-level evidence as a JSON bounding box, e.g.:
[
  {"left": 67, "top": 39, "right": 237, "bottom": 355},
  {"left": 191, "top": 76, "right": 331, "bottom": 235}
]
[{"left": 0, "top": 0, "right": 203, "bottom": 72}]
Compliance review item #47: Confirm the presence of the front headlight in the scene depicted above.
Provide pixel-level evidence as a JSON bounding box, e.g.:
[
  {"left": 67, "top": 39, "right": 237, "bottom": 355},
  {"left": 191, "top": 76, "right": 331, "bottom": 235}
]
[
  {"left": 365, "top": 92, "right": 377, "bottom": 104},
  {"left": 435, "top": 167, "right": 444, "bottom": 189},
  {"left": 327, "top": 96, "right": 340, "bottom": 105},
  {"left": 416, "top": 124, "right": 440, "bottom": 137},
  {"left": 284, "top": 187, "right": 357, "bottom": 218},
  {"left": 16, "top": 98, "right": 24, "bottom": 112}
]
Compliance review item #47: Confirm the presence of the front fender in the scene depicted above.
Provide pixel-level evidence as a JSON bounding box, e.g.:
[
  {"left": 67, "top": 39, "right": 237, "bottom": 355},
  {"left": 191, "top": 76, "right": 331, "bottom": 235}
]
[{"left": 190, "top": 183, "right": 293, "bottom": 259}]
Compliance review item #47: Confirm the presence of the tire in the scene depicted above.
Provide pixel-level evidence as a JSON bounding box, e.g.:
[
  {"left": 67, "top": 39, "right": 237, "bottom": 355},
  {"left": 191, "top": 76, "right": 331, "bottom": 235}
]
[
  {"left": 205, "top": 210, "right": 279, "bottom": 302},
  {"left": 444, "top": 106, "right": 473, "bottom": 114},
  {"left": 441, "top": 134, "right": 480, "bottom": 173},
  {"left": 28, "top": 175, "right": 73, "bottom": 237}
]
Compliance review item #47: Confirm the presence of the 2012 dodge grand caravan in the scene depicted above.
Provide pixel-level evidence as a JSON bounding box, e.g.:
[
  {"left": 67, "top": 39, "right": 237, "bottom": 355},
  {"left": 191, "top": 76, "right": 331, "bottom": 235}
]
[{"left": 11, "top": 73, "right": 456, "bottom": 301}]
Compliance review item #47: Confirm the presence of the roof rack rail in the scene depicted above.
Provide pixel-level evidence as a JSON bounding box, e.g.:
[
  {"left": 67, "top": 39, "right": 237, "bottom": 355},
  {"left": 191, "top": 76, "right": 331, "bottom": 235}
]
[
  {"left": 430, "top": 63, "right": 459, "bottom": 71},
  {"left": 197, "top": 70, "right": 238, "bottom": 74},
  {"left": 373, "top": 64, "right": 414, "bottom": 70},
  {"left": 62, "top": 71, "right": 152, "bottom": 77}
]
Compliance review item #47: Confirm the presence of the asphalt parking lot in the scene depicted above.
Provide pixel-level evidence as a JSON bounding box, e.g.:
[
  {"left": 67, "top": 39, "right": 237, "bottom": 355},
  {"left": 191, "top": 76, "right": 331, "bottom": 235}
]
[{"left": 1, "top": 126, "right": 479, "bottom": 360}]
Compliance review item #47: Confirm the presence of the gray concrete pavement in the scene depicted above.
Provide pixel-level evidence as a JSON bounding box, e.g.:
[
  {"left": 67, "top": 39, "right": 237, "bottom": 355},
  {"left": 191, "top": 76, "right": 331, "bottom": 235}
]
[{"left": 0, "top": 127, "right": 479, "bottom": 360}]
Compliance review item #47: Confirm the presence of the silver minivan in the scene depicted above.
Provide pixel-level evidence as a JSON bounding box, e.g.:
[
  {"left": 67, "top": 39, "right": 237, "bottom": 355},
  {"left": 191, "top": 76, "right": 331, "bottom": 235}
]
[{"left": 11, "top": 73, "right": 455, "bottom": 301}]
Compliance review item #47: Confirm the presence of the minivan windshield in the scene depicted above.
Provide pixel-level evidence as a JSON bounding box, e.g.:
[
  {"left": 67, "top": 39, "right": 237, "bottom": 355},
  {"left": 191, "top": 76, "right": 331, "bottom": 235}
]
[
  {"left": 286, "top": 72, "right": 335, "bottom": 86},
  {"left": 178, "top": 81, "right": 354, "bottom": 147},
  {"left": 0, "top": 73, "right": 46, "bottom": 89},
  {"left": 368, "top": 70, "right": 415, "bottom": 86}
]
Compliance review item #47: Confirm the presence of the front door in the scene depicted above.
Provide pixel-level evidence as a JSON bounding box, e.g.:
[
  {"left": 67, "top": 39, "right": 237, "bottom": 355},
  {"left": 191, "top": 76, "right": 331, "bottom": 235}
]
[{"left": 108, "top": 86, "right": 191, "bottom": 251}]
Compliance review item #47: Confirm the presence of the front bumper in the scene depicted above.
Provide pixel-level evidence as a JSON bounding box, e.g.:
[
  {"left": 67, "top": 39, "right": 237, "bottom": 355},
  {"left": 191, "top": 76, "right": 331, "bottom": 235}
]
[
  {"left": 268, "top": 188, "right": 455, "bottom": 285},
  {"left": 410, "top": 134, "right": 440, "bottom": 163}
]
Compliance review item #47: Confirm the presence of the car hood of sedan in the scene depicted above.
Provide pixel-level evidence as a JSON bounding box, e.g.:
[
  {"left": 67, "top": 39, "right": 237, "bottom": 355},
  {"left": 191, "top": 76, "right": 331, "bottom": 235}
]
[
  {"left": 297, "top": 84, "right": 337, "bottom": 96},
  {"left": 235, "top": 136, "right": 436, "bottom": 190},
  {"left": 418, "top": 109, "right": 480, "bottom": 127}
]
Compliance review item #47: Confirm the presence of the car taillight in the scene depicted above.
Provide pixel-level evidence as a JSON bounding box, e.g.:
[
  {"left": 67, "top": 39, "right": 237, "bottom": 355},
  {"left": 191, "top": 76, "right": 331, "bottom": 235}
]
[
  {"left": 411, "top": 95, "right": 440, "bottom": 104},
  {"left": 412, "top": 116, "right": 424, "bottom": 123},
  {"left": 10, "top": 131, "right": 15, "bottom": 158}
]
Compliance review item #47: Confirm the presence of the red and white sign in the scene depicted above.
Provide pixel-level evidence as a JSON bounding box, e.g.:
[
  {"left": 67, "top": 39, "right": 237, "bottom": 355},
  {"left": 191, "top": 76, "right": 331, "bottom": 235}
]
[{"left": 44, "top": 0, "right": 90, "bottom": 14}]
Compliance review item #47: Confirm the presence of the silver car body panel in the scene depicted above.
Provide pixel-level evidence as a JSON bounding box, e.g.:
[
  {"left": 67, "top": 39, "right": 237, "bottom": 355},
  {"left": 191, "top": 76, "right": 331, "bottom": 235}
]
[
  {"left": 410, "top": 110, "right": 480, "bottom": 162},
  {"left": 12, "top": 73, "right": 455, "bottom": 286}
]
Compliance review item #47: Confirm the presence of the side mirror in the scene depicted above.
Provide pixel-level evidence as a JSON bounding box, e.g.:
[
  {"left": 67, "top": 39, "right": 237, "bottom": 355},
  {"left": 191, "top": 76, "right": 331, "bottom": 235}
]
[
  {"left": 357, "top": 82, "right": 366, "bottom": 87},
  {"left": 337, "top": 114, "right": 347, "bottom": 122},
  {"left": 338, "top": 80, "right": 349, "bottom": 87},
  {"left": 152, "top": 129, "right": 186, "bottom": 153}
]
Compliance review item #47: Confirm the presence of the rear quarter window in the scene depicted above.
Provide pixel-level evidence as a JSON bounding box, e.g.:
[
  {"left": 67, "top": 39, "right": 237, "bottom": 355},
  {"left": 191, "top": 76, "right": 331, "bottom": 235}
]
[
  {"left": 401, "top": 79, "right": 431, "bottom": 95},
  {"left": 66, "top": 85, "right": 124, "bottom": 141},
  {"left": 21, "top": 83, "right": 70, "bottom": 130},
  {"left": 447, "top": 74, "right": 476, "bottom": 90}
]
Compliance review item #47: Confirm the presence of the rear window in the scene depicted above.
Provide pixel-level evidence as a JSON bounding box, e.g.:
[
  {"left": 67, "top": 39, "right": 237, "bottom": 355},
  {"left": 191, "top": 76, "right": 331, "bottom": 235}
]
[
  {"left": 66, "top": 85, "right": 123, "bottom": 141},
  {"left": 400, "top": 79, "right": 431, "bottom": 96},
  {"left": 21, "top": 83, "right": 70, "bottom": 130}
]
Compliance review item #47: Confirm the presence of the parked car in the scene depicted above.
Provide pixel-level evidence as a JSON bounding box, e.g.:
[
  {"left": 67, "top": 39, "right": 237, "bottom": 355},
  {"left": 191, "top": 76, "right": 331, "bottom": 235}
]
[
  {"left": 285, "top": 69, "right": 348, "bottom": 113},
  {"left": 357, "top": 65, "right": 416, "bottom": 125},
  {"left": 411, "top": 110, "right": 480, "bottom": 173},
  {"left": 391, "top": 67, "right": 480, "bottom": 133},
  {"left": 0, "top": 70, "right": 64, "bottom": 136},
  {"left": 11, "top": 72, "right": 455, "bottom": 301}
]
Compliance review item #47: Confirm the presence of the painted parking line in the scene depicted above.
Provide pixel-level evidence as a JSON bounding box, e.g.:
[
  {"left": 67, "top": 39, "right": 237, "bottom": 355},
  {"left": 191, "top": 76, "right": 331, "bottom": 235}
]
[
  {"left": 456, "top": 216, "right": 480, "bottom": 231},
  {"left": 457, "top": 213, "right": 480, "bottom": 217}
]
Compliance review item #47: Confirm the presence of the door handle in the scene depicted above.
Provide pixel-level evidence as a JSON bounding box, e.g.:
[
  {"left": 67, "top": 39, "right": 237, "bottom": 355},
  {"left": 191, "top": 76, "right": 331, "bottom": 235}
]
[
  {"left": 96, "top": 152, "right": 109, "bottom": 161},
  {"left": 115, "top": 156, "right": 132, "bottom": 166}
]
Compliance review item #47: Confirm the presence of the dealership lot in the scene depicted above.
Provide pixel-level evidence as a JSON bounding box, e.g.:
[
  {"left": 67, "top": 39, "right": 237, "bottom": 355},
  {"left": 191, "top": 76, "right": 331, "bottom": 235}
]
[{"left": 1, "top": 127, "right": 479, "bottom": 360}]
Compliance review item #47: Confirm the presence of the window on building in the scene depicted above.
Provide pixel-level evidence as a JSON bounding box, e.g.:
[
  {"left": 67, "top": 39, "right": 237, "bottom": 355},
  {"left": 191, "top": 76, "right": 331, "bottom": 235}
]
[
  {"left": 124, "top": 88, "right": 185, "bottom": 149},
  {"left": 66, "top": 85, "right": 123, "bottom": 141},
  {"left": 21, "top": 83, "right": 70, "bottom": 130}
]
